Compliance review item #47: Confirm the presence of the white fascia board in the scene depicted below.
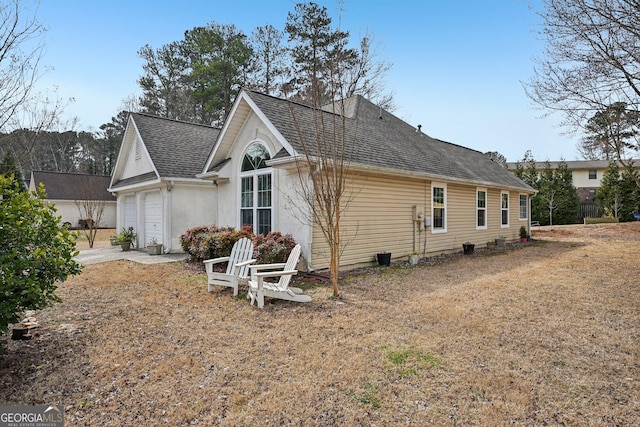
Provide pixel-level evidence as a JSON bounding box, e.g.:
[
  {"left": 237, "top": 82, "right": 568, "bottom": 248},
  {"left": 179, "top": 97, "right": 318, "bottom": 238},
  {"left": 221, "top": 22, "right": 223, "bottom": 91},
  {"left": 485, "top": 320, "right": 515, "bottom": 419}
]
[{"left": 241, "top": 92, "right": 298, "bottom": 157}]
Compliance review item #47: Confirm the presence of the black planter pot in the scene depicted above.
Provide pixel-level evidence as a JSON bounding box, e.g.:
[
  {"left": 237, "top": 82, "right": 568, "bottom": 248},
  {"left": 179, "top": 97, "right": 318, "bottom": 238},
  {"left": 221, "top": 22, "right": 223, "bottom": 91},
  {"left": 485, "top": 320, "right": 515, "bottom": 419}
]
[
  {"left": 376, "top": 252, "right": 391, "bottom": 266},
  {"left": 462, "top": 244, "right": 475, "bottom": 255}
]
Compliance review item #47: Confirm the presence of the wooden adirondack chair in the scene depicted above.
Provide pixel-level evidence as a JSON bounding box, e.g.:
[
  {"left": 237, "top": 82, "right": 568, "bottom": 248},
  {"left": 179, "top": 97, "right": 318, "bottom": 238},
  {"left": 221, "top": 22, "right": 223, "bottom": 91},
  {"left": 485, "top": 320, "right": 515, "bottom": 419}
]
[
  {"left": 247, "top": 244, "right": 312, "bottom": 308},
  {"left": 204, "top": 237, "right": 255, "bottom": 296}
]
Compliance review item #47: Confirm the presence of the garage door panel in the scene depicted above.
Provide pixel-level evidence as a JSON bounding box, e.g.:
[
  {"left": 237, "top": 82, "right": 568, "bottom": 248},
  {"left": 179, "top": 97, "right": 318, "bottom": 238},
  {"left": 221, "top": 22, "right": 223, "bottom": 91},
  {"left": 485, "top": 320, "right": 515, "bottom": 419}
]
[
  {"left": 123, "top": 195, "right": 136, "bottom": 231},
  {"left": 144, "top": 192, "right": 163, "bottom": 246}
]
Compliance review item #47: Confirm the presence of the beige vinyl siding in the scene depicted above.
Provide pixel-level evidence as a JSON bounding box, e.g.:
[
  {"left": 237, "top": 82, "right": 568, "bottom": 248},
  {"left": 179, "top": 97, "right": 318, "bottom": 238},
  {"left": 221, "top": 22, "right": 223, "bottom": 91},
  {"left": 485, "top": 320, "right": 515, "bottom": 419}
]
[
  {"left": 310, "top": 172, "right": 526, "bottom": 271},
  {"left": 311, "top": 173, "right": 426, "bottom": 270}
]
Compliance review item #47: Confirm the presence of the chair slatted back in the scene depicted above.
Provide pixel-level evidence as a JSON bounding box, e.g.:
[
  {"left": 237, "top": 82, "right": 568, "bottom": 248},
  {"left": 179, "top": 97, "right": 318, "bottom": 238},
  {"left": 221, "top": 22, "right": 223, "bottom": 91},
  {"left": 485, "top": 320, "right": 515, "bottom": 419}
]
[
  {"left": 275, "top": 244, "right": 301, "bottom": 291},
  {"left": 226, "top": 237, "right": 254, "bottom": 277}
]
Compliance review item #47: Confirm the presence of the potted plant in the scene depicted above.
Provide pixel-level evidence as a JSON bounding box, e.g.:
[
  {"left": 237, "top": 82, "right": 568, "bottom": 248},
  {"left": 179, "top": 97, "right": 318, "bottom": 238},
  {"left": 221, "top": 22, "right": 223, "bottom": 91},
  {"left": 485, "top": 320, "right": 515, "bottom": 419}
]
[
  {"left": 115, "top": 227, "right": 136, "bottom": 251},
  {"left": 462, "top": 242, "right": 475, "bottom": 254},
  {"left": 408, "top": 251, "right": 420, "bottom": 265},
  {"left": 486, "top": 240, "right": 497, "bottom": 250},
  {"left": 147, "top": 237, "right": 163, "bottom": 255},
  {"left": 109, "top": 235, "right": 117, "bottom": 246},
  {"left": 376, "top": 252, "right": 391, "bottom": 266},
  {"left": 519, "top": 226, "right": 528, "bottom": 243}
]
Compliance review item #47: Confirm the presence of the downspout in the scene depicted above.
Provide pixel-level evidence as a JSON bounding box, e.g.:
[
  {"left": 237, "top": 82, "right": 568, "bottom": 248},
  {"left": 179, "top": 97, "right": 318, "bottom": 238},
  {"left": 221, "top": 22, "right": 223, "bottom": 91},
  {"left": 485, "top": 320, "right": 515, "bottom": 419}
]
[{"left": 164, "top": 181, "right": 174, "bottom": 253}]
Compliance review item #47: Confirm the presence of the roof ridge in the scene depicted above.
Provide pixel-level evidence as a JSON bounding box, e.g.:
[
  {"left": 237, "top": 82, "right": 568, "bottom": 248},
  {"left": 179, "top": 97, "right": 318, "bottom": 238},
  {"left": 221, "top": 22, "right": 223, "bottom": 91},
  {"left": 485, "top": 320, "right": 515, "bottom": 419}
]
[
  {"left": 32, "top": 170, "right": 112, "bottom": 178},
  {"left": 131, "top": 112, "right": 221, "bottom": 129}
]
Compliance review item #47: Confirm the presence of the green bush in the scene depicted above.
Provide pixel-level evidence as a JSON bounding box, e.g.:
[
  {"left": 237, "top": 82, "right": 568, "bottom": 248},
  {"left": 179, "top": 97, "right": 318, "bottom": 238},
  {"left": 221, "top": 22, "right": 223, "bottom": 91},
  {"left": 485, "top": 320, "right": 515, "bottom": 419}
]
[{"left": 0, "top": 176, "right": 82, "bottom": 353}]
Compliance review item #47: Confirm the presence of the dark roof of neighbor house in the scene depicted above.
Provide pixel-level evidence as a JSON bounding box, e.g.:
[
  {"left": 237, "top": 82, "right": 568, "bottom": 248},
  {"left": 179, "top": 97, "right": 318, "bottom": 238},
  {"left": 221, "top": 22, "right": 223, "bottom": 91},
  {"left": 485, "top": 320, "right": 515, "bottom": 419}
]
[
  {"left": 240, "top": 90, "right": 534, "bottom": 191},
  {"left": 31, "top": 171, "right": 115, "bottom": 201},
  {"left": 130, "top": 113, "right": 220, "bottom": 179}
]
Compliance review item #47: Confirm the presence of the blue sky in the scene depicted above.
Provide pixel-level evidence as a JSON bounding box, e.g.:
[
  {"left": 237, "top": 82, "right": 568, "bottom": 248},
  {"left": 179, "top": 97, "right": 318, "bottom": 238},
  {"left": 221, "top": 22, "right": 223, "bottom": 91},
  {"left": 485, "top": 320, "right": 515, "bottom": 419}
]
[{"left": 33, "top": 0, "right": 578, "bottom": 162}]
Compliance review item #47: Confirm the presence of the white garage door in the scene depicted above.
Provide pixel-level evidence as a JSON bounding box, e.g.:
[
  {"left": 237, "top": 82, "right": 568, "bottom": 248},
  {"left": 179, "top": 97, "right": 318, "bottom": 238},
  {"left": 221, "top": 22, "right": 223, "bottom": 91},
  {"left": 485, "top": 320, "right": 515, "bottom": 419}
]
[
  {"left": 123, "top": 195, "right": 136, "bottom": 232},
  {"left": 144, "top": 191, "right": 163, "bottom": 246}
]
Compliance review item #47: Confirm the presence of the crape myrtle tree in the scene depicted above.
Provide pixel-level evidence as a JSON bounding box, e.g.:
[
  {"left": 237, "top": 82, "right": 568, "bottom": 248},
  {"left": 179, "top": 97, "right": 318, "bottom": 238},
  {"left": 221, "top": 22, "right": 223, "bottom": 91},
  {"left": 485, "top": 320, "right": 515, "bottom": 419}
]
[
  {"left": 0, "top": 175, "right": 81, "bottom": 353},
  {"left": 287, "top": 3, "right": 364, "bottom": 298},
  {"left": 526, "top": 0, "right": 640, "bottom": 178}
]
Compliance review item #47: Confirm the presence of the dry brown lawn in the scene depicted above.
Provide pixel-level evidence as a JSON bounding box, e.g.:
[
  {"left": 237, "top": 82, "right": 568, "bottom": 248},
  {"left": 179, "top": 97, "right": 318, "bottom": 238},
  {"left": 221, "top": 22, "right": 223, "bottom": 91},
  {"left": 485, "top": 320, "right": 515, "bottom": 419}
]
[{"left": 1, "top": 223, "right": 639, "bottom": 426}]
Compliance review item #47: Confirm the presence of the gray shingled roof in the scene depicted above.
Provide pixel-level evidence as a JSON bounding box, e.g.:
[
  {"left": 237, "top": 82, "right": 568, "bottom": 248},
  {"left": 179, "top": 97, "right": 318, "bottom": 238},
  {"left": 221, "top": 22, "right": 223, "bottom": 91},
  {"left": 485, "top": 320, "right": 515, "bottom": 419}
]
[
  {"left": 31, "top": 171, "right": 115, "bottom": 201},
  {"left": 244, "top": 90, "right": 534, "bottom": 191},
  {"left": 131, "top": 113, "right": 220, "bottom": 179}
]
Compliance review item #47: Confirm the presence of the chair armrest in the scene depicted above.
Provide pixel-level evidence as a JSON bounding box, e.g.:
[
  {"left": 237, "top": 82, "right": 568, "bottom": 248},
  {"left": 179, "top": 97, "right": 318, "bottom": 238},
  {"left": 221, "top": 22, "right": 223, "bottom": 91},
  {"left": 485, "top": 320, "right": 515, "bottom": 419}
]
[
  {"left": 249, "top": 263, "right": 286, "bottom": 271},
  {"left": 255, "top": 269, "right": 298, "bottom": 279},
  {"left": 255, "top": 270, "right": 298, "bottom": 291},
  {"left": 204, "top": 256, "right": 230, "bottom": 274},
  {"left": 235, "top": 258, "right": 257, "bottom": 267},
  {"left": 204, "top": 256, "right": 230, "bottom": 265}
]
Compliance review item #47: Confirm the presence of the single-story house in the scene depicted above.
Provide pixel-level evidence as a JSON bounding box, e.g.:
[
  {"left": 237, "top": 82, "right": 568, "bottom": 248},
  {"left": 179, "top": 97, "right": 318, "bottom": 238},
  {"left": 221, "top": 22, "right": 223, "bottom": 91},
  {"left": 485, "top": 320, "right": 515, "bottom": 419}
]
[
  {"left": 198, "top": 90, "right": 536, "bottom": 270},
  {"left": 110, "top": 90, "right": 535, "bottom": 269},
  {"left": 108, "top": 113, "right": 220, "bottom": 251},
  {"left": 29, "top": 171, "right": 116, "bottom": 228}
]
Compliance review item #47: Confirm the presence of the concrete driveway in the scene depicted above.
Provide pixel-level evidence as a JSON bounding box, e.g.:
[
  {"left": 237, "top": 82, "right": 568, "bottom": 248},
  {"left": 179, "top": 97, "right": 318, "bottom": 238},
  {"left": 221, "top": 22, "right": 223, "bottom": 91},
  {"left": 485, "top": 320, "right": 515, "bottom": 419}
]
[{"left": 75, "top": 245, "right": 188, "bottom": 265}]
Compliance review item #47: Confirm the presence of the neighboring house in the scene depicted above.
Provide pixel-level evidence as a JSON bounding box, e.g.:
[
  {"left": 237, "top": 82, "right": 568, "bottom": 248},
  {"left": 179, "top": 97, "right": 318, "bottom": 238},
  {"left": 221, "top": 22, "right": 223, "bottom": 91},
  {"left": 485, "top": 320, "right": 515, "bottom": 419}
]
[
  {"left": 506, "top": 160, "right": 640, "bottom": 202},
  {"left": 29, "top": 171, "right": 116, "bottom": 228},
  {"left": 108, "top": 113, "right": 220, "bottom": 252},
  {"left": 196, "top": 90, "right": 536, "bottom": 270}
]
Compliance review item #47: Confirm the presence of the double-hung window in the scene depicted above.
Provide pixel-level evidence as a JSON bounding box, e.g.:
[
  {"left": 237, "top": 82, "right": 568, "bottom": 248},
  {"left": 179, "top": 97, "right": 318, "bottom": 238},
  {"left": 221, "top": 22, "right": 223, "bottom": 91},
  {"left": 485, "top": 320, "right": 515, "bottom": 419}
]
[
  {"left": 477, "top": 189, "right": 487, "bottom": 229},
  {"left": 240, "top": 143, "right": 272, "bottom": 235},
  {"left": 432, "top": 183, "right": 447, "bottom": 232},
  {"left": 501, "top": 191, "right": 509, "bottom": 227},
  {"left": 519, "top": 194, "right": 528, "bottom": 220}
]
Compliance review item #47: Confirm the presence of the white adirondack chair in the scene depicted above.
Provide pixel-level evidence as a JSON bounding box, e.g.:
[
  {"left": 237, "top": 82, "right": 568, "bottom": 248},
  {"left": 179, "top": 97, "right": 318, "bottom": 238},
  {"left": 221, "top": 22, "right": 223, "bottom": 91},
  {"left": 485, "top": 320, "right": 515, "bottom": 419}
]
[
  {"left": 247, "top": 244, "right": 312, "bottom": 308},
  {"left": 204, "top": 237, "right": 255, "bottom": 296}
]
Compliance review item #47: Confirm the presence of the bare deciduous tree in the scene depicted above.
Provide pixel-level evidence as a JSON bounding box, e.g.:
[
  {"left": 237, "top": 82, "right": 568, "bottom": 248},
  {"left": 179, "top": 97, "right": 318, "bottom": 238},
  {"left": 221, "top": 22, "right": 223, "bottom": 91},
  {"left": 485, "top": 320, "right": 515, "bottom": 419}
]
[
  {"left": 288, "top": 30, "right": 361, "bottom": 297},
  {"left": 0, "top": 1, "right": 68, "bottom": 161},
  {"left": 75, "top": 183, "right": 106, "bottom": 249},
  {"left": 526, "top": 0, "right": 640, "bottom": 174}
]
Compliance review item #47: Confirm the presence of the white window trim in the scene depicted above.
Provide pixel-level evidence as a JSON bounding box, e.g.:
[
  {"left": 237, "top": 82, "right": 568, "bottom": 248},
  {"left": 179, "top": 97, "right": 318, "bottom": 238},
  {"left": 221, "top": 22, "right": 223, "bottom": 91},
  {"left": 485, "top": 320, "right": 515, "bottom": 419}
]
[
  {"left": 501, "top": 191, "right": 510, "bottom": 228},
  {"left": 476, "top": 187, "right": 487, "bottom": 230},
  {"left": 431, "top": 182, "right": 447, "bottom": 234},
  {"left": 519, "top": 193, "right": 528, "bottom": 221},
  {"left": 238, "top": 142, "right": 274, "bottom": 235}
]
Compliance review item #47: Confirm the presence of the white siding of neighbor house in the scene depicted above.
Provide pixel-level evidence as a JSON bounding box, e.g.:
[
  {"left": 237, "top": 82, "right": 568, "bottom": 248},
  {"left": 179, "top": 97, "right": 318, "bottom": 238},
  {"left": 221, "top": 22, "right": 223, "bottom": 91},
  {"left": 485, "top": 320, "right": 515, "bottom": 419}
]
[
  {"left": 47, "top": 200, "right": 116, "bottom": 228},
  {"left": 572, "top": 168, "right": 603, "bottom": 188}
]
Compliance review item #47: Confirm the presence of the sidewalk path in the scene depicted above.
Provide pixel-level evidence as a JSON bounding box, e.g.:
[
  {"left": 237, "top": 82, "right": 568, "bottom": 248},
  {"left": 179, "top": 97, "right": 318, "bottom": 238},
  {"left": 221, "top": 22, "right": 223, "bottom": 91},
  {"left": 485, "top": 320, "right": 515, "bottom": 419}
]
[{"left": 75, "top": 245, "right": 188, "bottom": 265}]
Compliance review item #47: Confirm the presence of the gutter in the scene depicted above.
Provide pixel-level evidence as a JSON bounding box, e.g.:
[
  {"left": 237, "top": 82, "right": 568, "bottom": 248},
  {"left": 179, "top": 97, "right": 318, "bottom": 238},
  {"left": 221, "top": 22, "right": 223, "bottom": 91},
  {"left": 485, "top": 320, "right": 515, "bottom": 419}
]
[{"left": 164, "top": 181, "right": 174, "bottom": 253}]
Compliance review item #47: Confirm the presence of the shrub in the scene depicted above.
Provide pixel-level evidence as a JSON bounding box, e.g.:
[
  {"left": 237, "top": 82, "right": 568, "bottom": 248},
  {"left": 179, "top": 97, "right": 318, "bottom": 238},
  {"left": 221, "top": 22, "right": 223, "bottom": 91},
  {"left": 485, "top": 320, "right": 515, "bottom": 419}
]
[
  {"left": 0, "top": 176, "right": 82, "bottom": 353},
  {"left": 180, "top": 225, "right": 253, "bottom": 261},
  {"left": 253, "top": 231, "right": 297, "bottom": 264},
  {"left": 180, "top": 226, "right": 297, "bottom": 264}
]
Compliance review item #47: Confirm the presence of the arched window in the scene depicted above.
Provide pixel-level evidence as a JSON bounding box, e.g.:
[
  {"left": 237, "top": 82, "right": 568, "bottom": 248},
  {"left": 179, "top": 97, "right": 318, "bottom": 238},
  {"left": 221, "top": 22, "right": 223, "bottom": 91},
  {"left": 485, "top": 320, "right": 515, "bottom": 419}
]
[{"left": 240, "top": 143, "right": 272, "bottom": 235}]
